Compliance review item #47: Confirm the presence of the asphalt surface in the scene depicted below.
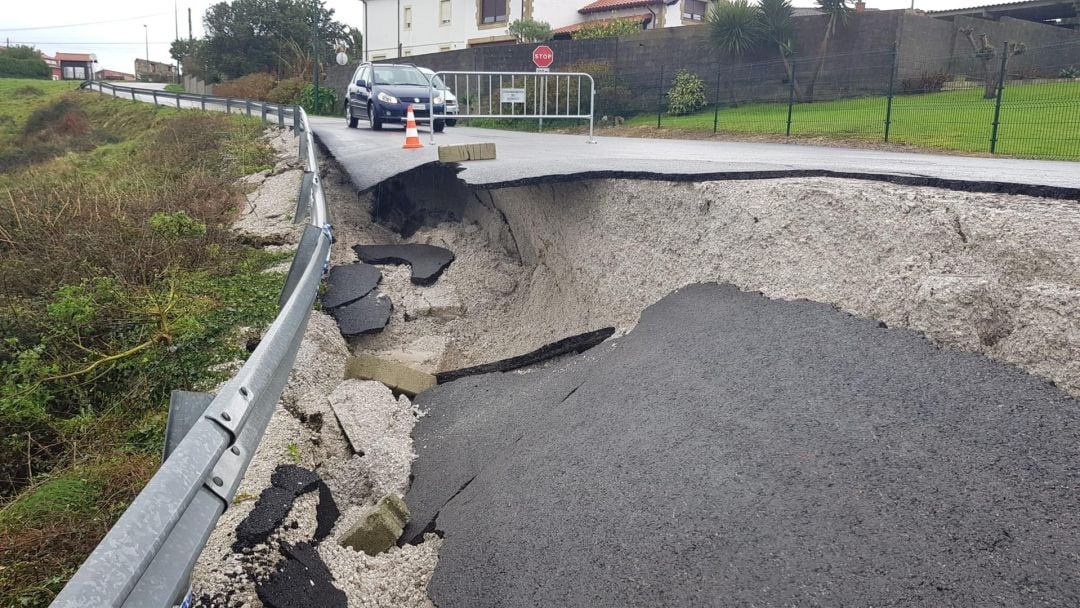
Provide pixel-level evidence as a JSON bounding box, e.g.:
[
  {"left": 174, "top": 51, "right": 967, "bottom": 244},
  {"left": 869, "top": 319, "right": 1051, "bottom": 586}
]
[
  {"left": 308, "top": 115, "right": 1080, "bottom": 195},
  {"left": 405, "top": 283, "right": 1080, "bottom": 608}
]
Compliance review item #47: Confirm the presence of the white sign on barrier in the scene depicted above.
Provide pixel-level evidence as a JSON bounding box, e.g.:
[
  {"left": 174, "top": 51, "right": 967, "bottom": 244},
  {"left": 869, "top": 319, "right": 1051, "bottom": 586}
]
[{"left": 500, "top": 88, "right": 526, "bottom": 104}]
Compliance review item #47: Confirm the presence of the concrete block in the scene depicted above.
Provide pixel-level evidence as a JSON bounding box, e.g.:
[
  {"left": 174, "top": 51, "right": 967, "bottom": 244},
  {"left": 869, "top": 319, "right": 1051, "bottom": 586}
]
[
  {"left": 344, "top": 354, "right": 437, "bottom": 397},
  {"left": 403, "top": 283, "right": 465, "bottom": 321},
  {"left": 438, "top": 142, "right": 496, "bottom": 163},
  {"left": 339, "top": 494, "right": 410, "bottom": 556}
]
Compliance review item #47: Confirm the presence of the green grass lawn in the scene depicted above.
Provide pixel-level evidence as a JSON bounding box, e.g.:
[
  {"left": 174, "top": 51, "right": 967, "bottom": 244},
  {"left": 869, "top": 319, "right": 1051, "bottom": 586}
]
[{"left": 627, "top": 80, "right": 1080, "bottom": 160}]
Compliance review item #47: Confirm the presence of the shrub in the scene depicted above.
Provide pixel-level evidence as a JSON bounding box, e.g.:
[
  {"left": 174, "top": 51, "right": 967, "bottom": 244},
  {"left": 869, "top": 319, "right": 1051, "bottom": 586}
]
[
  {"left": 667, "top": 70, "right": 707, "bottom": 116},
  {"left": 572, "top": 17, "right": 645, "bottom": 40},
  {"left": 900, "top": 72, "right": 949, "bottom": 94},
  {"left": 567, "top": 59, "right": 634, "bottom": 117},
  {"left": 509, "top": 18, "right": 552, "bottom": 43},
  {"left": 1060, "top": 66, "right": 1080, "bottom": 79},
  {"left": 213, "top": 72, "right": 277, "bottom": 101},
  {"left": 149, "top": 211, "right": 207, "bottom": 238},
  {"left": 300, "top": 83, "right": 337, "bottom": 115},
  {"left": 0, "top": 46, "right": 50, "bottom": 79},
  {"left": 267, "top": 77, "right": 307, "bottom": 104}
]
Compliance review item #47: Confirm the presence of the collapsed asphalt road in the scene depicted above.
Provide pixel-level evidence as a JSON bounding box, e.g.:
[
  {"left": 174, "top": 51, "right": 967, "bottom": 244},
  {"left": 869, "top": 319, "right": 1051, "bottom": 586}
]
[{"left": 404, "top": 283, "right": 1080, "bottom": 608}]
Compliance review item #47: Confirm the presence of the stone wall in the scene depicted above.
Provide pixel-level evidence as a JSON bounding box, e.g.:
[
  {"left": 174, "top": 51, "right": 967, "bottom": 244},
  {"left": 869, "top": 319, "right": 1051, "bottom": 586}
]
[{"left": 327, "top": 10, "right": 1080, "bottom": 114}]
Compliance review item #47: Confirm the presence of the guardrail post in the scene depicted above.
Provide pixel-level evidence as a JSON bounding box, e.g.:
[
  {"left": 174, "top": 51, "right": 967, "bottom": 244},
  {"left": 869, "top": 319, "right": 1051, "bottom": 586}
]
[
  {"left": 131, "top": 88, "right": 137, "bottom": 101},
  {"left": 176, "top": 92, "right": 181, "bottom": 109},
  {"left": 278, "top": 105, "right": 285, "bottom": 128},
  {"left": 261, "top": 103, "right": 268, "bottom": 122},
  {"left": 246, "top": 100, "right": 252, "bottom": 117},
  {"left": 990, "top": 41, "right": 1009, "bottom": 155},
  {"left": 152, "top": 90, "right": 158, "bottom": 105},
  {"left": 225, "top": 98, "right": 231, "bottom": 114},
  {"left": 201, "top": 96, "right": 206, "bottom": 111}
]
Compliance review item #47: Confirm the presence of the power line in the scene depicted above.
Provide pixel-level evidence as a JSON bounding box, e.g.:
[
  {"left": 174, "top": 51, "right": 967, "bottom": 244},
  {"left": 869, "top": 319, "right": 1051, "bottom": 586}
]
[
  {"left": 0, "top": 12, "right": 171, "bottom": 32},
  {"left": 10, "top": 41, "right": 175, "bottom": 46}
]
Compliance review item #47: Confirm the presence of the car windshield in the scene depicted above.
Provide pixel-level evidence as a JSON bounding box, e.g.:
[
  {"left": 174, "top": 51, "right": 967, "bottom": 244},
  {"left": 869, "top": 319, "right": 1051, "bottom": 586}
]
[{"left": 373, "top": 66, "right": 429, "bottom": 87}]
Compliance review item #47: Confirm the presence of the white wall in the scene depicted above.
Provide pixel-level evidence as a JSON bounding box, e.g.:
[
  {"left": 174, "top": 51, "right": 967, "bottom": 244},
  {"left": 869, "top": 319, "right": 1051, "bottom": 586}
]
[
  {"left": 533, "top": 0, "right": 588, "bottom": 32},
  {"left": 366, "top": 0, "right": 530, "bottom": 60}
]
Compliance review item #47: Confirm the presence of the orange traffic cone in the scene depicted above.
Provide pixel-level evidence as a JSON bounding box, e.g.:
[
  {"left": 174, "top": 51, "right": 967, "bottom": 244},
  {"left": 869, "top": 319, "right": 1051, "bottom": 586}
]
[{"left": 402, "top": 104, "right": 423, "bottom": 149}]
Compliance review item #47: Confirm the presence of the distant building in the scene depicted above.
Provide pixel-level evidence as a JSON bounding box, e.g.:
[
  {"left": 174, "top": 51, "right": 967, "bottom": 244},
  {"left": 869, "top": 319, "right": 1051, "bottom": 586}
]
[
  {"left": 928, "top": 0, "right": 1080, "bottom": 29},
  {"left": 39, "top": 52, "right": 61, "bottom": 80},
  {"left": 95, "top": 69, "right": 136, "bottom": 81},
  {"left": 134, "top": 58, "right": 177, "bottom": 83},
  {"left": 54, "top": 52, "right": 97, "bottom": 80}
]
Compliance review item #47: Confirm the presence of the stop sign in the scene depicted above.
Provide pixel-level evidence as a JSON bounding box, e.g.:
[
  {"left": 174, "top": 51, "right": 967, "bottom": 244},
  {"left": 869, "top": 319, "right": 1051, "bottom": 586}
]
[{"left": 532, "top": 45, "right": 554, "bottom": 69}]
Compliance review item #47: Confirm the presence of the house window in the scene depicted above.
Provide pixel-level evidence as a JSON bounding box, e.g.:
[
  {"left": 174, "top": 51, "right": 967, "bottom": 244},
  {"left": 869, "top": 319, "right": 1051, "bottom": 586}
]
[
  {"left": 439, "top": 0, "right": 452, "bottom": 25},
  {"left": 480, "top": 0, "right": 507, "bottom": 24},
  {"left": 404, "top": 6, "right": 412, "bottom": 30},
  {"left": 63, "top": 66, "right": 74, "bottom": 79},
  {"left": 683, "top": 0, "right": 707, "bottom": 20}
]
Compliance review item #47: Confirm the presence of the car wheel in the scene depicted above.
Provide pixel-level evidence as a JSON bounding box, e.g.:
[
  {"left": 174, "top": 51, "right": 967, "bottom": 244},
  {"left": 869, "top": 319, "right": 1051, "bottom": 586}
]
[
  {"left": 368, "top": 104, "right": 383, "bottom": 131},
  {"left": 346, "top": 104, "right": 359, "bottom": 129},
  {"left": 433, "top": 119, "right": 445, "bottom": 133}
]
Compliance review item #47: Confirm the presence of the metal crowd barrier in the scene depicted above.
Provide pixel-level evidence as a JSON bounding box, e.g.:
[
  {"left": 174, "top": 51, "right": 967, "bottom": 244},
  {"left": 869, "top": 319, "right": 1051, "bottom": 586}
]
[
  {"left": 52, "top": 81, "right": 332, "bottom": 607},
  {"left": 428, "top": 71, "right": 597, "bottom": 144}
]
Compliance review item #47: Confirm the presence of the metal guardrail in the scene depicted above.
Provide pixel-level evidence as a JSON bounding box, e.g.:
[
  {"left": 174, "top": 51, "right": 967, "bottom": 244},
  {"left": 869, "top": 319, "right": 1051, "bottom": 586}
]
[
  {"left": 52, "top": 81, "right": 333, "bottom": 608},
  {"left": 428, "top": 71, "right": 596, "bottom": 144}
]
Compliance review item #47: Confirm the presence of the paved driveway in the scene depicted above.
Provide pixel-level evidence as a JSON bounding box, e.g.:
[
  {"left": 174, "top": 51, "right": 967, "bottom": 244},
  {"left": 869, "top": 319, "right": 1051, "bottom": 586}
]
[{"left": 309, "top": 116, "right": 1080, "bottom": 195}]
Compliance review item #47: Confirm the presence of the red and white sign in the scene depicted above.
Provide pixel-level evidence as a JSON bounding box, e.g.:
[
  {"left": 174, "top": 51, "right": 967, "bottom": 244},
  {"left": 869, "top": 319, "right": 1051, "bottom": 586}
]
[{"left": 532, "top": 45, "right": 554, "bottom": 69}]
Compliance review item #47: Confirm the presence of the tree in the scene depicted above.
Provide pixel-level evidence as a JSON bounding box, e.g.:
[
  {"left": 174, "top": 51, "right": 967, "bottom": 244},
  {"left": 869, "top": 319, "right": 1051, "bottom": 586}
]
[
  {"left": 960, "top": 27, "right": 1025, "bottom": 100},
  {"left": 758, "top": 0, "right": 799, "bottom": 96},
  {"left": 708, "top": 1, "right": 799, "bottom": 100},
  {"left": 707, "top": 0, "right": 762, "bottom": 58},
  {"left": 572, "top": 17, "right": 645, "bottom": 40},
  {"left": 199, "top": 0, "right": 349, "bottom": 82},
  {"left": 0, "top": 46, "right": 50, "bottom": 79},
  {"left": 345, "top": 27, "right": 363, "bottom": 60},
  {"left": 803, "top": 0, "right": 852, "bottom": 102},
  {"left": 509, "top": 18, "right": 552, "bottom": 43}
]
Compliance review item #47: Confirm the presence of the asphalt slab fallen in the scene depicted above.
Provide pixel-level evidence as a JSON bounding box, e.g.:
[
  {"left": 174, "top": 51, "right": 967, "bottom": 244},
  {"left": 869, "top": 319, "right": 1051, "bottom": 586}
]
[{"left": 405, "top": 283, "right": 1080, "bottom": 608}]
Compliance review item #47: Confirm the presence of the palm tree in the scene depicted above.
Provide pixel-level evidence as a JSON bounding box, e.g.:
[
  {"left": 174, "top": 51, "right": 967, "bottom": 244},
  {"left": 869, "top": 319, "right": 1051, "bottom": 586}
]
[
  {"left": 758, "top": 0, "right": 799, "bottom": 98},
  {"left": 804, "top": 0, "right": 851, "bottom": 102},
  {"left": 708, "top": 0, "right": 763, "bottom": 59}
]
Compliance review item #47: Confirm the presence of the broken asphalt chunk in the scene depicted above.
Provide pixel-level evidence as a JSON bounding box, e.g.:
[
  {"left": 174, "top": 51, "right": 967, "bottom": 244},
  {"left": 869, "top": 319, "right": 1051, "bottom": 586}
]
[
  {"left": 233, "top": 465, "right": 321, "bottom": 550},
  {"left": 256, "top": 542, "right": 346, "bottom": 608},
  {"left": 329, "top": 291, "right": 392, "bottom": 336},
  {"left": 436, "top": 327, "right": 615, "bottom": 383},
  {"left": 354, "top": 243, "right": 455, "bottom": 286},
  {"left": 321, "top": 262, "right": 381, "bottom": 310}
]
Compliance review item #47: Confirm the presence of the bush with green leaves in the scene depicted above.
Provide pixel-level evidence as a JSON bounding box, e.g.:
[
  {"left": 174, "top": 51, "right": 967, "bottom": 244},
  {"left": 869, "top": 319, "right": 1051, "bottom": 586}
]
[
  {"left": 508, "top": 18, "right": 552, "bottom": 43},
  {"left": 301, "top": 83, "right": 337, "bottom": 115},
  {"left": 667, "top": 70, "right": 707, "bottom": 116},
  {"left": 0, "top": 46, "right": 50, "bottom": 79},
  {"left": 1061, "top": 66, "right": 1080, "bottom": 79},
  {"left": 571, "top": 17, "right": 645, "bottom": 40}
]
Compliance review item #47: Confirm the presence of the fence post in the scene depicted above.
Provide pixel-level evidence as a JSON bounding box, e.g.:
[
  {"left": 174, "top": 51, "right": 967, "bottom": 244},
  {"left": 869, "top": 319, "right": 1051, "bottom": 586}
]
[
  {"left": 884, "top": 43, "right": 897, "bottom": 143},
  {"left": 713, "top": 63, "right": 722, "bottom": 134},
  {"left": 989, "top": 42, "right": 1009, "bottom": 155},
  {"left": 785, "top": 72, "right": 796, "bottom": 137},
  {"left": 656, "top": 65, "right": 664, "bottom": 129}
]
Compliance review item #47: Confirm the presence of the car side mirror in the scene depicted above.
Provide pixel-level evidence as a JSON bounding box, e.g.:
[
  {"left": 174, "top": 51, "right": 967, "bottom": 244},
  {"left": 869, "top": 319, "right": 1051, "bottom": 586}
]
[{"left": 356, "top": 79, "right": 367, "bottom": 88}]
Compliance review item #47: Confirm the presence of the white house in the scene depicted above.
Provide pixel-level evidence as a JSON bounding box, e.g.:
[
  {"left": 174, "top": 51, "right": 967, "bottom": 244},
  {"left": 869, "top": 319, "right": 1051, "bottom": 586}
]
[{"left": 362, "top": 0, "right": 712, "bottom": 60}]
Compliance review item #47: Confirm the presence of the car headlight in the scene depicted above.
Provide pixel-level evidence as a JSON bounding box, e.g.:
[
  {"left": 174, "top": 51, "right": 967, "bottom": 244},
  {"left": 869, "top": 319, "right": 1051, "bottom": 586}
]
[
  {"left": 433, "top": 95, "right": 445, "bottom": 105},
  {"left": 377, "top": 91, "right": 398, "bottom": 104}
]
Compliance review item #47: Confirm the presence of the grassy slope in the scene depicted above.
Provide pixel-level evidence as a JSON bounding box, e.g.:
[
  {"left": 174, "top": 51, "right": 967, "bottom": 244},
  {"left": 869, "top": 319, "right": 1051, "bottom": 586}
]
[
  {"left": 627, "top": 81, "right": 1080, "bottom": 160},
  {"left": 0, "top": 79, "right": 283, "bottom": 606}
]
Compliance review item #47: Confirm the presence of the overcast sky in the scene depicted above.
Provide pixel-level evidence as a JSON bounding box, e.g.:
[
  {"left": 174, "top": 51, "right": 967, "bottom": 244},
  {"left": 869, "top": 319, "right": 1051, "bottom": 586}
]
[{"left": 1, "top": 0, "right": 1018, "bottom": 74}]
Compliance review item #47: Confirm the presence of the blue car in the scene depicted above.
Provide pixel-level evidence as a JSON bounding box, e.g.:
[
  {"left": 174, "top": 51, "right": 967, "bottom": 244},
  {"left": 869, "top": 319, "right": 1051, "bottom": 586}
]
[{"left": 346, "top": 63, "right": 447, "bottom": 132}]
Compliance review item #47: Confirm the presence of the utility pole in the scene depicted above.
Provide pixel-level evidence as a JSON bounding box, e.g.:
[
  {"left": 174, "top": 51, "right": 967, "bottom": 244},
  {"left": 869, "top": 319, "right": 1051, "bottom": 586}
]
[
  {"left": 174, "top": 1, "right": 181, "bottom": 82},
  {"left": 144, "top": 25, "right": 149, "bottom": 63},
  {"left": 313, "top": 3, "right": 320, "bottom": 113},
  {"left": 188, "top": 8, "right": 193, "bottom": 40}
]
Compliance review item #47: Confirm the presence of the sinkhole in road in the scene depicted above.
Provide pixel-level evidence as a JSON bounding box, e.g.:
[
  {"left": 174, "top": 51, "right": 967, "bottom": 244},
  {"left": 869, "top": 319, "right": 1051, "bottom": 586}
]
[{"left": 333, "top": 161, "right": 1080, "bottom": 398}]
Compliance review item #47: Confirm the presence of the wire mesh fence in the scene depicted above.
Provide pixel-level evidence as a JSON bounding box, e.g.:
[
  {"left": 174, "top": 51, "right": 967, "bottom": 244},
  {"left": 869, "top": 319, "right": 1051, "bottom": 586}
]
[{"left": 583, "top": 40, "right": 1080, "bottom": 160}]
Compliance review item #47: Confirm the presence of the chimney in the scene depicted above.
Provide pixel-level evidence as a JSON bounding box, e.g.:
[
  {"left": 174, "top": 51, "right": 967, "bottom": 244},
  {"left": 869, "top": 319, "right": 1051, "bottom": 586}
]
[{"left": 855, "top": 1, "right": 866, "bottom": 11}]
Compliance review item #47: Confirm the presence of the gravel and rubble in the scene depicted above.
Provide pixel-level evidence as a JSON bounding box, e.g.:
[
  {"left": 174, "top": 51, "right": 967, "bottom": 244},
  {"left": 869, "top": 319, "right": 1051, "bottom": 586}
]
[{"left": 190, "top": 129, "right": 440, "bottom": 608}]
